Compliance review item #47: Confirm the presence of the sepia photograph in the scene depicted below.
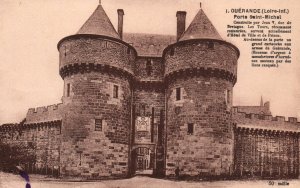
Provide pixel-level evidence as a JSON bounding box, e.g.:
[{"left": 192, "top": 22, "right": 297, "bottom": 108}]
[{"left": 0, "top": 0, "right": 299, "bottom": 187}]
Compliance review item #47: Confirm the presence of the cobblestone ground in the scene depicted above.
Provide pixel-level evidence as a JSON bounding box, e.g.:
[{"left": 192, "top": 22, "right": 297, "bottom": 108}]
[{"left": 1, "top": 172, "right": 300, "bottom": 188}]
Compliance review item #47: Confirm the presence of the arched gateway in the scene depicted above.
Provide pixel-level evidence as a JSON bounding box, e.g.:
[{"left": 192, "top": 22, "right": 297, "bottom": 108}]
[{"left": 2, "top": 2, "right": 300, "bottom": 181}]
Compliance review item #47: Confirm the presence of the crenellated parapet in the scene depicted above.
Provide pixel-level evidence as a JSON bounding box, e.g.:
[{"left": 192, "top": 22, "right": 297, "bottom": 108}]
[
  {"left": 233, "top": 126, "right": 300, "bottom": 136},
  {"left": 27, "top": 103, "right": 63, "bottom": 114},
  {"left": 26, "top": 103, "right": 63, "bottom": 124},
  {"left": 232, "top": 107, "right": 300, "bottom": 132},
  {"left": 0, "top": 120, "right": 61, "bottom": 131}
]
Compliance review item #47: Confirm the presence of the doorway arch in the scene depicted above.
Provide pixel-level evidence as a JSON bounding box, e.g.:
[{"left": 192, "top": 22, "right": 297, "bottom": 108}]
[{"left": 131, "top": 144, "right": 156, "bottom": 176}]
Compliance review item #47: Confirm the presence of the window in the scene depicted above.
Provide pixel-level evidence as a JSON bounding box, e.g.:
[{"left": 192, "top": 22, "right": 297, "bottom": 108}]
[
  {"left": 140, "top": 104, "right": 146, "bottom": 116},
  {"left": 146, "top": 59, "right": 152, "bottom": 76},
  {"left": 79, "top": 152, "right": 82, "bottom": 166},
  {"left": 66, "top": 83, "right": 70, "bottom": 97},
  {"left": 113, "top": 85, "right": 119, "bottom": 98},
  {"left": 127, "top": 47, "right": 131, "bottom": 54},
  {"left": 176, "top": 87, "right": 181, "bottom": 101},
  {"left": 188, "top": 123, "right": 194, "bottom": 135},
  {"left": 64, "top": 46, "right": 67, "bottom": 57},
  {"left": 170, "top": 48, "right": 174, "bottom": 56},
  {"left": 227, "top": 90, "right": 230, "bottom": 104},
  {"left": 208, "top": 41, "right": 214, "bottom": 49},
  {"left": 225, "top": 89, "right": 230, "bottom": 105},
  {"left": 175, "top": 106, "right": 181, "bottom": 114},
  {"left": 95, "top": 119, "right": 102, "bottom": 131}
]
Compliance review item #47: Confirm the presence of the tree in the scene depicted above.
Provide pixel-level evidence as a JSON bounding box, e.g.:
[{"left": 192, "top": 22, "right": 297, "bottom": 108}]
[{"left": 0, "top": 141, "right": 36, "bottom": 172}]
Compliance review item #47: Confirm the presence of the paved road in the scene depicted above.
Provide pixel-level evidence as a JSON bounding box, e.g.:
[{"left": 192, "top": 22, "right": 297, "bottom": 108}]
[{"left": 1, "top": 172, "right": 300, "bottom": 188}]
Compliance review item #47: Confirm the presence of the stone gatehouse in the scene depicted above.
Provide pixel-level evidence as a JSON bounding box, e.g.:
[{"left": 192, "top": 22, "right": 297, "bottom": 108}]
[{"left": 0, "top": 2, "right": 299, "bottom": 180}]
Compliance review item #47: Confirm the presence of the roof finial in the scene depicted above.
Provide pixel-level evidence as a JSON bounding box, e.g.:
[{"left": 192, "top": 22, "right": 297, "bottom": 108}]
[
  {"left": 200, "top": 2, "right": 202, "bottom": 9},
  {"left": 99, "top": 0, "right": 101, "bottom": 5}
]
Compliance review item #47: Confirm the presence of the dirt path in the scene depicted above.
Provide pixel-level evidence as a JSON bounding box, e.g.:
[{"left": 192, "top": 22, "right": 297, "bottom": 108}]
[{"left": 1, "top": 172, "right": 299, "bottom": 188}]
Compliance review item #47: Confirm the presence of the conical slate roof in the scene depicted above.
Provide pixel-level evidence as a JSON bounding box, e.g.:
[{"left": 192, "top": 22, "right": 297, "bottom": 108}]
[
  {"left": 179, "top": 9, "right": 222, "bottom": 41},
  {"left": 77, "top": 5, "right": 120, "bottom": 39}
]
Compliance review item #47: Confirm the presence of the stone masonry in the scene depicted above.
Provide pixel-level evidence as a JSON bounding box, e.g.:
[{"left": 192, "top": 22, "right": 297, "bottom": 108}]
[{"left": 0, "top": 2, "right": 299, "bottom": 180}]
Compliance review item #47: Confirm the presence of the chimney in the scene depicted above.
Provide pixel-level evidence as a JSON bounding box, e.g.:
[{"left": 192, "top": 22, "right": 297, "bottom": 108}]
[
  {"left": 117, "top": 9, "right": 124, "bottom": 40},
  {"left": 176, "top": 11, "right": 186, "bottom": 41}
]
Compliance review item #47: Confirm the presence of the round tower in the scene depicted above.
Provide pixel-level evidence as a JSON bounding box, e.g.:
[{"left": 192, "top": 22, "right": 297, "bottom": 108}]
[
  {"left": 163, "top": 8, "right": 239, "bottom": 177},
  {"left": 57, "top": 4, "right": 136, "bottom": 178}
]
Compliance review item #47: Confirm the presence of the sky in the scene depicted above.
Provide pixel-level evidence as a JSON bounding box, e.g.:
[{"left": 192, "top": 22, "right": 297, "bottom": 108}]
[{"left": 0, "top": 0, "right": 299, "bottom": 124}]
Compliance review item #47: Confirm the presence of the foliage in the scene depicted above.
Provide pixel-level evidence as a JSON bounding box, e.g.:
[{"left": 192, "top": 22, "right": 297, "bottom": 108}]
[{"left": 0, "top": 141, "right": 36, "bottom": 172}]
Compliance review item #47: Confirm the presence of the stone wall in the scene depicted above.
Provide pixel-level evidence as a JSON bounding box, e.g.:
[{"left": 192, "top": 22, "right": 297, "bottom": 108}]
[
  {"left": 233, "top": 107, "right": 300, "bottom": 132},
  {"left": 133, "top": 88, "right": 165, "bottom": 144},
  {"left": 26, "top": 104, "right": 63, "bottom": 123},
  {"left": 0, "top": 121, "right": 61, "bottom": 176},
  {"left": 135, "top": 57, "right": 164, "bottom": 81},
  {"left": 164, "top": 40, "right": 238, "bottom": 77},
  {"left": 58, "top": 36, "right": 136, "bottom": 76},
  {"left": 60, "top": 72, "right": 131, "bottom": 179},
  {"left": 233, "top": 108, "right": 300, "bottom": 178},
  {"left": 234, "top": 127, "right": 299, "bottom": 178},
  {"left": 166, "top": 76, "right": 234, "bottom": 177}
]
